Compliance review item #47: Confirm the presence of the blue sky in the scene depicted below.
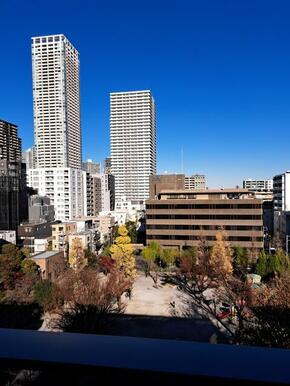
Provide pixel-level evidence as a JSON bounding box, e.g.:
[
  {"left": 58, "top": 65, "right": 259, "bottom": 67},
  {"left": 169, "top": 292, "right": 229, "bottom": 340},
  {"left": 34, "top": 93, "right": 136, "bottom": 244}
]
[{"left": 1, "top": 0, "right": 290, "bottom": 187}]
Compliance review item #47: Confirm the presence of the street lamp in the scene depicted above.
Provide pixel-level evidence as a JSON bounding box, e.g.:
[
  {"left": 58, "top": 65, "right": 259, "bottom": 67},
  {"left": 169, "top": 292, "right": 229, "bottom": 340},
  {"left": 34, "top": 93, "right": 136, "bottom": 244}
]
[{"left": 286, "top": 235, "right": 290, "bottom": 255}]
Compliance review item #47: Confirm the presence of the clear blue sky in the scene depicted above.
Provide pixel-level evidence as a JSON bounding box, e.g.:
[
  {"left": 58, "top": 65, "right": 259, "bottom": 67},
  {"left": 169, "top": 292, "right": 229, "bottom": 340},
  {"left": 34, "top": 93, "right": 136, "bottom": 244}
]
[{"left": 1, "top": 0, "right": 290, "bottom": 187}]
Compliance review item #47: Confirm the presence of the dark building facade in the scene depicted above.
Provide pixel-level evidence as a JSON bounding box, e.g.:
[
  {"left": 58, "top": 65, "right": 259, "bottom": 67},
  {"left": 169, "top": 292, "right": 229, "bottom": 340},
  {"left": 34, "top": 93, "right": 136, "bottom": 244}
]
[{"left": 0, "top": 120, "right": 28, "bottom": 231}]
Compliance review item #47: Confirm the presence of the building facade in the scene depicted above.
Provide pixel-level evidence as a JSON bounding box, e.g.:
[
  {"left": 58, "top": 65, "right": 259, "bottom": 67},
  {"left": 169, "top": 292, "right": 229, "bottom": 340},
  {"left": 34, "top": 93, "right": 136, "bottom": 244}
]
[
  {"left": 243, "top": 179, "right": 273, "bottom": 192},
  {"left": 28, "top": 195, "right": 55, "bottom": 223},
  {"left": 149, "top": 174, "right": 185, "bottom": 199},
  {"left": 184, "top": 174, "right": 206, "bottom": 190},
  {"left": 0, "top": 120, "right": 28, "bottom": 231},
  {"left": 146, "top": 189, "right": 263, "bottom": 250},
  {"left": 82, "top": 159, "right": 100, "bottom": 174},
  {"left": 52, "top": 222, "right": 77, "bottom": 252},
  {"left": 18, "top": 221, "right": 52, "bottom": 254},
  {"left": 32, "top": 34, "right": 81, "bottom": 169},
  {"left": 110, "top": 90, "right": 156, "bottom": 204},
  {"left": 28, "top": 168, "right": 85, "bottom": 222}
]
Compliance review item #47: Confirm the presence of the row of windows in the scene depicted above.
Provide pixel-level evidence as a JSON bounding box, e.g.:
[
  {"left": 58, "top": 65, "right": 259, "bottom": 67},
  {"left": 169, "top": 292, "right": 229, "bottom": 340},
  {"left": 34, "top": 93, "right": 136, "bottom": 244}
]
[
  {"left": 147, "top": 225, "right": 263, "bottom": 231},
  {"left": 147, "top": 235, "right": 264, "bottom": 242},
  {"left": 147, "top": 204, "right": 261, "bottom": 210},
  {"left": 147, "top": 214, "right": 262, "bottom": 220}
]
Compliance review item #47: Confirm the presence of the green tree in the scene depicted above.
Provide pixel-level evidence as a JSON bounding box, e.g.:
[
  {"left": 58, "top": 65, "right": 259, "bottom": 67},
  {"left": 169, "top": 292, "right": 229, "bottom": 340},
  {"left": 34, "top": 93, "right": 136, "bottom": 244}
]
[
  {"left": 110, "top": 225, "right": 137, "bottom": 280},
  {"left": 141, "top": 242, "right": 162, "bottom": 286},
  {"left": 161, "top": 248, "right": 178, "bottom": 267},
  {"left": 256, "top": 250, "right": 268, "bottom": 277},
  {"left": 234, "top": 246, "right": 249, "bottom": 272},
  {"left": 21, "top": 259, "right": 40, "bottom": 278},
  {"left": 34, "top": 280, "right": 60, "bottom": 312},
  {"left": 125, "top": 221, "right": 138, "bottom": 243}
]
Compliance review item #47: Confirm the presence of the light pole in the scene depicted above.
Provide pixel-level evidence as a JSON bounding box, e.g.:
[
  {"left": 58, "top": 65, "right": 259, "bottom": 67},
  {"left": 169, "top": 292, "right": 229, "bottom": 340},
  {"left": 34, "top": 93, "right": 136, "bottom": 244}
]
[{"left": 286, "top": 235, "right": 290, "bottom": 255}]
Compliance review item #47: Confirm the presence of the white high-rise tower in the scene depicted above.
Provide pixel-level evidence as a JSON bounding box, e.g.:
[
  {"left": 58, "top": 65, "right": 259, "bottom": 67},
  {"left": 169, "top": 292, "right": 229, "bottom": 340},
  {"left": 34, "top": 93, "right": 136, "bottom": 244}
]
[
  {"left": 30, "top": 34, "right": 85, "bottom": 222},
  {"left": 110, "top": 90, "right": 156, "bottom": 204},
  {"left": 32, "top": 34, "right": 81, "bottom": 169}
]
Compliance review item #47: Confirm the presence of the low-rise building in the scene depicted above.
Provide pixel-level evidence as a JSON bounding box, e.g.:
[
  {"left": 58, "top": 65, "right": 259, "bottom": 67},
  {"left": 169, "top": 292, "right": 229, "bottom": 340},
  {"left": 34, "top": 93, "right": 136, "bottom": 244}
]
[
  {"left": 184, "top": 174, "right": 206, "bottom": 190},
  {"left": 146, "top": 188, "right": 263, "bottom": 250},
  {"left": 52, "top": 222, "right": 77, "bottom": 251},
  {"left": 18, "top": 222, "right": 52, "bottom": 254},
  {"left": 0, "top": 230, "right": 16, "bottom": 244},
  {"left": 32, "top": 250, "right": 64, "bottom": 281}
]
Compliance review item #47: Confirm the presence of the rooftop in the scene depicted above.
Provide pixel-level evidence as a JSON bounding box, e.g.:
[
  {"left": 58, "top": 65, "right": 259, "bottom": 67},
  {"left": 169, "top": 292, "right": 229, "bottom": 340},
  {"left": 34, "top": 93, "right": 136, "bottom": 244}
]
[{"left": 32, "top": 251, "right": 61, "bottom": 260}]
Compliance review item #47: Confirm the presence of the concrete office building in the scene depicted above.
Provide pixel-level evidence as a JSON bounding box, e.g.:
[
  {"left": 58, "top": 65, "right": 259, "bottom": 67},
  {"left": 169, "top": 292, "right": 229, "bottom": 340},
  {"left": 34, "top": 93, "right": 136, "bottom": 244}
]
[
  {"left": 146, "top": 188, "right": 263, "bottom": 250},
  {"left": 150, "top": 174, "right": 185, "bottom": 199},
  {"left": 110, "top": 90, "right": 156, "bottom": 204},
  {"left": 184, "top": 174, "right": 206, "bottom": 190},
  {"left": 0, "top": 119, "right": 28, "bottom": 231}
]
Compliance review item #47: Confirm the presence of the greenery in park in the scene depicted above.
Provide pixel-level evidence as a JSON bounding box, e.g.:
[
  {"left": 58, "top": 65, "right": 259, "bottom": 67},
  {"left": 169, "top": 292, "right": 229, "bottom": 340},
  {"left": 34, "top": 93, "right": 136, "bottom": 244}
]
[
  {"left": 255, "top": 249, "right": 289, "bottom": 279},
  {"left": 110, "top": 224, "right": 137, "bottom": 280},
  {"left": 21, "top": 258, "right": 40, "bottom": 277}
]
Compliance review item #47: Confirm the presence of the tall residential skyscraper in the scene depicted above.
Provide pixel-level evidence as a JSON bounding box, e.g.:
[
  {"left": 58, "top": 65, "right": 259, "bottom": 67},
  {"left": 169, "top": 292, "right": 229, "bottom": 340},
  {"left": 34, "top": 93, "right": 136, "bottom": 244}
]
[
  {"left": 110, "top": 90, "right": 156, "bottom": 204},
  {"left": 30, "top": 34, "right": 84, "bottom": 222},
  {"left": 32, "top": 34, "right": 81, "bottom": 169}
]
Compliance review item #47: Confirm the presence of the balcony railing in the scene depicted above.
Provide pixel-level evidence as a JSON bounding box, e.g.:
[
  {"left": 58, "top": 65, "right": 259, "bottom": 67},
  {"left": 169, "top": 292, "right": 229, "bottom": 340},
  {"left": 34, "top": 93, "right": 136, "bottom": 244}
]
[{"left": 1, "top": 328, "right": 290, "bottom": 385}]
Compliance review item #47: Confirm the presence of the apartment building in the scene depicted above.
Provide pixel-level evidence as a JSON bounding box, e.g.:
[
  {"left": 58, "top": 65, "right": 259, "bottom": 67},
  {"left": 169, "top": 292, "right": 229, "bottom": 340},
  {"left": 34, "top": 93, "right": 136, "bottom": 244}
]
[
  {"left": 146, "top": 189, "right": 263, "bottom": 250},
  {"left": 110, "top": 90, "right": 156, "bottom": 204},
  {"left": 243, "top": 179, "right": 273, "bottom": 192},
  {"left": 52, "top": 222, "right": 77, "bottom": 251},
  {"left": 184, "top": 174, "right": 206, "bottom": 190}
]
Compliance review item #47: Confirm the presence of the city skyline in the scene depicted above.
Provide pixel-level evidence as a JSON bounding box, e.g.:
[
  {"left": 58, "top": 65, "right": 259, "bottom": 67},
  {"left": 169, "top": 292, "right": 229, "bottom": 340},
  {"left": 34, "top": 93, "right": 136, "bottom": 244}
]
[{"left": 1, "top": 1, "right": 290, "bottom": 187}]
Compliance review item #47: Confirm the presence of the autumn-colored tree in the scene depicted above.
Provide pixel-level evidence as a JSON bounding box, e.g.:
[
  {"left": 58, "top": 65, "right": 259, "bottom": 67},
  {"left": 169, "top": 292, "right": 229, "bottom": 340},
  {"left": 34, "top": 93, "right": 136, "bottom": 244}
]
[
  {"left": 53, "top": 269, "right": 131, "bottom": 333},
  {"left": 0, "top": 244, "right": 22, "bottom": 289},
  {"left": 209, "top": 231, "right": 233, "bottom": 277},
  {"left": 69, "top": 237, "right": 86, "bottom": 271},
  {"left": 110, "top": 225, "right": 137, "bottom": 280},
  {"left": 161, "top": 248, "right": 178, "bottom": 267}
]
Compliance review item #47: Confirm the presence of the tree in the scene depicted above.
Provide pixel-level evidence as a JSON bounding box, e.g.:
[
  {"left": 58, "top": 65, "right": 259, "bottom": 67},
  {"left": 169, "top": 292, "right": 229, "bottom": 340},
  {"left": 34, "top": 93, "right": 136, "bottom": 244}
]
[
  {"left": 0, "top": 244, "right": 22, "bottom": 289},
  {"left": 161, "top": 248, "right": 178, "bottom": 268},
  {"left": 21, "top": 259, "right": 40, "bottom": 278},
  {"left": 256, "top": 250, "right": 268, "bottom": 277},
  {"left": 141, "top": 242, "right": 162, "bottom": 286},
  {"left": 69, "top": 237, "right": 86, "bottom": 271},
  {"left": 125, "top": 221, "right": 138, "bottom": 243},
  {"left": 53, "top": 269, "right": 131, "bottom": 333},
  {"left": 234, "top": 246, "right": 249, "bottom": 273},
  {"left": 34, "top": 280, "right": 60, "bottom": 312},
  {"left": 209, "top": 231, "right": 233, "bottom": 278},
  {"left": 110, "top": 225, "right": 137, "bottom": 281}
]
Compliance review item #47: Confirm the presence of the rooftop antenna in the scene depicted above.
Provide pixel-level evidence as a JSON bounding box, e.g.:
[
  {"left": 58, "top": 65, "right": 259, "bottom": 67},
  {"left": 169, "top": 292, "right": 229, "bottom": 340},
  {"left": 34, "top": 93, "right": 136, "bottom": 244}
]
[{"left": 181, "top": 147, "right": 184, "bottom": 174}]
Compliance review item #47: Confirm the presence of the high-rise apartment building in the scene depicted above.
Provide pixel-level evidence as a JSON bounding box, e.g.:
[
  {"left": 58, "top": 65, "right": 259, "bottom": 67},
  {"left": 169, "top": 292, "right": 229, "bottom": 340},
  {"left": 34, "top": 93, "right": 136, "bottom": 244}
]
[
  {"left": 104, "top": 157, "right": 112, "bottom": 174},
  {"left": 273, "top": 172, "right": 290, "bottom": 212},
  {"left": 30, "top": 35, "right": 84, "bottom": 222},
  {"left": 184, "top": 174, "right": 206, "bottom": 190},
  {"left": 82, "top": 159, "right": 100, "bottom": 174},
  {"left": 32, "top": 34, "right": 81, "bottom": 169},
  {"left": 110, "top": 90, "right": 156, "bottom": 204},
  {"left": 0, "top": 120, "right": 28, "bottom": 230}
]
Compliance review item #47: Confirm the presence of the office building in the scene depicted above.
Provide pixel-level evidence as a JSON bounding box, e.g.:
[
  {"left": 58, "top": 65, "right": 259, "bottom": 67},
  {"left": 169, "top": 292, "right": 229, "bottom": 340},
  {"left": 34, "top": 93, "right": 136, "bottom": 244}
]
[
  {"left": 0, "top": 119, "right": 28, "bottom": 231},
  {"left": 32, "top": 34, "right": 81, "bottom": 169},
  {"left": 150, "top": 174, "right": 185, "bottom": 199},
  {"left": 185, "top": 174, "right": 206, "bottom": 190},
  {"left": 110, "top": 90, "right": 156, "bottom": 204},
  {"left": 146, "top": 188, "right": 263, "bottom": 250}
]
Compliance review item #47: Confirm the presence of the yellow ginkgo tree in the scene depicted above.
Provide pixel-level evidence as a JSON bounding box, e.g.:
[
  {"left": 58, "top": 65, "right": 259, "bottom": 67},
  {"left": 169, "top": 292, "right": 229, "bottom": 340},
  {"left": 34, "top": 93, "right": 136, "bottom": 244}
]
[{"left": 110, "top": 224, "right": 137, "bottom": 280}]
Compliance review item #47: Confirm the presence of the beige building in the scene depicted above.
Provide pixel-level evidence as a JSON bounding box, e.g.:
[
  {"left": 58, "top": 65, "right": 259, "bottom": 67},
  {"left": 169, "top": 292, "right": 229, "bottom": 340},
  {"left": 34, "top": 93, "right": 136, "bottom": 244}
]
[
  {"left": 146, "top": 188, "right": 263, "bottom": 250},
  {"left": 32, "top": 250, "right": 64, "bottom": 281},
  {"left": 149, "top": 174, "right": 185, "bottom": 199},
  {"left": 52, "top": 222, "right": 77, "bottom": 251}
]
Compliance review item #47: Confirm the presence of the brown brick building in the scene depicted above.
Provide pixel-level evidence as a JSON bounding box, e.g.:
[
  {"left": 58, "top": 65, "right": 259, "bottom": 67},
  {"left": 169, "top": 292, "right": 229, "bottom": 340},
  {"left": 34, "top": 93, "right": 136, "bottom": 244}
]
[{"left": 146, "top": 188, "right": 263, "bottom": 250}]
